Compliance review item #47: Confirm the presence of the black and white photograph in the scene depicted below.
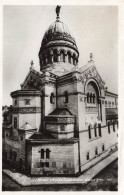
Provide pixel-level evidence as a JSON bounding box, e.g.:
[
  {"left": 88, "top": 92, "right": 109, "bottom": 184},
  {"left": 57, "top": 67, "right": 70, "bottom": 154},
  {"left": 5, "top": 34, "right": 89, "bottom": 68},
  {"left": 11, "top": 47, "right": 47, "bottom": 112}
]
[{"left": 2, "top": 2, "right": 121, "bottom": 191}]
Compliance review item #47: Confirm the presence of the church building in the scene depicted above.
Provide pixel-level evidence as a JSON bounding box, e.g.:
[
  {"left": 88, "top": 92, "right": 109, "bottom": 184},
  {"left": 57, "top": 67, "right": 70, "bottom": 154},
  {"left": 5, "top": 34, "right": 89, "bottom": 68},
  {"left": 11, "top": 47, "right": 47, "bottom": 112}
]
[{"left": 3, "top": 6, "right": 118, "bottom": 176}]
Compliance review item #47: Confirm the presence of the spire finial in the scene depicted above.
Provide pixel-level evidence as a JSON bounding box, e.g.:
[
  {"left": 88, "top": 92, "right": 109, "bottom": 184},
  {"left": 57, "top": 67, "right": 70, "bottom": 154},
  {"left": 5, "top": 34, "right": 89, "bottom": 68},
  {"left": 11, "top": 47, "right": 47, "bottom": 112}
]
[
  {"left": 30, "top": 60, "right": 34, "bottom": 70},
  {"left": 56, "top": 5, "right": 61, "bottom": 20},
  {"left": 88, "top": 53, "right": 94, "bottom": 63},
  {"left": 90, "top": 53, "right": 93, "bottom": 61}
]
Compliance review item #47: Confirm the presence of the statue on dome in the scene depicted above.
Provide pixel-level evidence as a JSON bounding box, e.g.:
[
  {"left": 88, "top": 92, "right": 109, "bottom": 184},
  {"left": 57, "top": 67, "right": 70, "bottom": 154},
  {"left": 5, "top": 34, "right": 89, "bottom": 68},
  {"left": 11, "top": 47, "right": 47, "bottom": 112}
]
[{"left": 56, "top": 5, "right": 61, "bottom": 18}]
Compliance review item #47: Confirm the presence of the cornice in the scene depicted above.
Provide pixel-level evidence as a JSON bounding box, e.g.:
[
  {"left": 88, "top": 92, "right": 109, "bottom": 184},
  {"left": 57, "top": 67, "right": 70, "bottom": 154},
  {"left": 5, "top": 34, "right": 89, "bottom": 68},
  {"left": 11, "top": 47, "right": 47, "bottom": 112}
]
[{"left": 11, "top": 90, "right": 41, "bottom": 98}]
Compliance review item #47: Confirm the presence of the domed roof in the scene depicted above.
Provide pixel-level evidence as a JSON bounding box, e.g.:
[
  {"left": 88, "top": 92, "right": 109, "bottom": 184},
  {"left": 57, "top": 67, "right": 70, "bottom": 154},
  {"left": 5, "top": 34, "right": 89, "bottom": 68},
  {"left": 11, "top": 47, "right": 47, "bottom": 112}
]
[
  {"left": 39, "top": 6, "right": 79, "bottom": 74},
  {"left": 41, "top": 18, "right": 77, "bottom": 49}
]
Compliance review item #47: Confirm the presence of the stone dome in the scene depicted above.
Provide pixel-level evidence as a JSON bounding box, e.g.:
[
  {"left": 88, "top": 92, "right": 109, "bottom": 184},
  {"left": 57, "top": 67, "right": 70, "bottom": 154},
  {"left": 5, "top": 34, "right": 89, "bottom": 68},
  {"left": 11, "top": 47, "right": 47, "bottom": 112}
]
[
  {"left": 39, "top": 11, "right": 79, "bottom": 75},
  {"left": 41, "top": 19, "right": 77, "bottom": 48}
]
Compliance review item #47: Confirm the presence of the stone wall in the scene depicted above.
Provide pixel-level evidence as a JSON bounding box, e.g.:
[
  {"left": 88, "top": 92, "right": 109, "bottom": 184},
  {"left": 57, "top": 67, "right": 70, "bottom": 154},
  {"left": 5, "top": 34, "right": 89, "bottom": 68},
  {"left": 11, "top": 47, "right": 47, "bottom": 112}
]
[
  {"left": 26, "top": 142, "right": 79, "bottom": 175},
  {"left": 79, "top": 123, "right": 118, "bottom": 172}
]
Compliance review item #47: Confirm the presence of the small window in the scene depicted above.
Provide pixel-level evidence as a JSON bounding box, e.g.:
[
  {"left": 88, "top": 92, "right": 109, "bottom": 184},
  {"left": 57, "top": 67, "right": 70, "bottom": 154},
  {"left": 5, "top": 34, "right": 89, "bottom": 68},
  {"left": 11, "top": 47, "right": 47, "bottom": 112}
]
[
  {"left": 93, "top": 94, "right": 95, "bottom": 104},
  {"left": 87, "top": 93, "right": 89, "bottom": 103},
  {"left": 41, "top": 149, "right": 44, "bottom": 159},
  {"left": 89, "top": 93, "right": 92, "bottom": 103},
  {"left": 64, "top": 91, "right": 68, "bottom": 103},
  {"left": 102, "top": 144, "right": 105, "bottom": 152},
  {"left": 88, "top": 125, "right": 91, "bottom": 139},
  {"left": 25, "top": 99, "right": 30, "bottom": 105},
  {"left": 60, "top": 51, "right": 65, "bottom": 62},
  {"left": 47, "top": 52, "right": 51, "bottom": 64},
  {"left": 95, "top": 147, "right": 98, "bottom": 155},
  {"left": 15, "top": 100, "right": 17, "bottom": 106},
  {"left": 50, "top": 93, "right": 54, "bottom": 104},
  {"left": 86, "top": 152, "right": 90, "bottom": 160},
  {"left": 53, "top": 50, "right": 58, "bottom": 62},
  {"left": 46, "top": 148, "right": 50, "bottom": 159},
  {"left": 98, "top": 124, "right": 102, "bottom": 137},
  {"left": 94, "top": 124, "right": 97, "bottom": 137},
  {"left": 113, "top": 121, "right": 115, "bottom": 132},
  {"left": 6, "top": 133, "right": 8, "bottom": 137},
  {"left": 46, "top": 162, "right": 49, "bottom": 167},
  {"left": 108, "top": 122, "right": 110, "bottom": 134},
  {"left": 67, "top": 52, "right": 71, "bottom": 64},
  {"left": 14, "top": 117, "right": 17, "bottom": 129}
]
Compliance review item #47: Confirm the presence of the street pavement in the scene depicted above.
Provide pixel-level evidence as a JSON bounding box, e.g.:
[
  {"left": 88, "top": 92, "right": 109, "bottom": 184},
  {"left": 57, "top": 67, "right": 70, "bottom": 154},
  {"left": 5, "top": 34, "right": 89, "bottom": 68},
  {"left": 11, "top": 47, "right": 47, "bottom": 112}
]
[{"left": 3, "top": 151, "right": 117, "bottom": 186}]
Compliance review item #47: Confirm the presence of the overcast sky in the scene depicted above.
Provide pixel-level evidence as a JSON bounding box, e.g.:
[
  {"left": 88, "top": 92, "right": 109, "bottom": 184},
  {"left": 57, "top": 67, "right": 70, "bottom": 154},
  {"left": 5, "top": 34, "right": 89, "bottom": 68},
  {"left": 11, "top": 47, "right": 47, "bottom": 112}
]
[{"left": 3, "top": 5, "right": 118, "bottom": 105}]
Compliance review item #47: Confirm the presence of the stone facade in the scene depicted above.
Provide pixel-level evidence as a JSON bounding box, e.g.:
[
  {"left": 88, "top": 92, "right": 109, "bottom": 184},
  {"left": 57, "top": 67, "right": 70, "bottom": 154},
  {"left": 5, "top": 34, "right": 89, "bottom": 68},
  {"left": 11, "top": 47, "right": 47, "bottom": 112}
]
[{"left": 3, "top": 6, "right": 118, "bottom": 176}]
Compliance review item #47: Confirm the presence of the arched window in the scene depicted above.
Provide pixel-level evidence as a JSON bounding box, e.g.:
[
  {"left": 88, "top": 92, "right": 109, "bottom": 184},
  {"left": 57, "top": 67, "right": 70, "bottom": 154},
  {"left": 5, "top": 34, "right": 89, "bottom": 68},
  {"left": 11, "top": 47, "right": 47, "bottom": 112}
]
[
  {"left": 41, "top": 149, "right": 44, "bottom": 159},
  {"left": 53, "top": 50, "right": 58, "bottom": 62},
  {"left": 47, "top": 52, "right": 51, "bottom": 63},
  {"left": 94, "top": 124, "right": 97, "bottom": 137},
  {"left": 95, "top": 147, "right": 98, "bottom": 155},
  {"left": 108, "top": 122, "right": 110, "bottom": 134},
  {"left": 93, "top": 94, "right": 95, "bottom": 104},
  {"left": 73, "top": 54, "right": 76, "bottom": 65},
  {"left": 67, "top": 52, "right": 71, "bottom": 64},
  {"left": 98, "top": 124, "right": 102, "bottom": 137},
  {"left": 89, "top": 93, "right": 92, "bottom": 103},
  {"left": 15, "top": 100, "right": 17, "bottom": 106},
  {"left": 64, "top": 91, "right": 68, "bottom": 103},
  {"left": 113, "top": 121, "right": 115, "bottom": 132},
  {"left": 14, "top": 117, "right": 17, "bottom": 129},
  {"left": 46, "top": 148, "right": 50, "bottom": 159},
  {"left": 60, "top": 51, "right": 65, "bottom": 62},
  {"left": 86, "top": 152, "right": 90, "bottom": 160},
  {"left": 102, "top": 144, "right": 105, "bottom": 152},
  {"left": 88, "top": 125, "right": 91, "bottom": 139},
  {"left": 87, "top": 93, "right": 89, "bottom": 103},
  {"left": 50, "top": 93, "right": 54, "bottom": 104}
]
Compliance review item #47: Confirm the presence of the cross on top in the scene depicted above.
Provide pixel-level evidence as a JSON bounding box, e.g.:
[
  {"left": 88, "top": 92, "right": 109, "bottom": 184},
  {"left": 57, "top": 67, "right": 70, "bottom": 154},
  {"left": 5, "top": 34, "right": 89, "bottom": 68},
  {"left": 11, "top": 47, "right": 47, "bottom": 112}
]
[{"left": 90, "top": 53, "right": 93, "bottom": 61}]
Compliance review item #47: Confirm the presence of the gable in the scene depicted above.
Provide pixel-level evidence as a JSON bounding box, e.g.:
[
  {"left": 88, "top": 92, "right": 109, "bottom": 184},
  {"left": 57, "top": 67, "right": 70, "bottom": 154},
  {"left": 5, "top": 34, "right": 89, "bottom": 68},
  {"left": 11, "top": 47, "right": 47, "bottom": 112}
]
[
  {"left": 21, "top": 69, "right": 43, "bottom": 90},
  {"left": 79, "top": 65, "right": 105, "bottom": 89}
]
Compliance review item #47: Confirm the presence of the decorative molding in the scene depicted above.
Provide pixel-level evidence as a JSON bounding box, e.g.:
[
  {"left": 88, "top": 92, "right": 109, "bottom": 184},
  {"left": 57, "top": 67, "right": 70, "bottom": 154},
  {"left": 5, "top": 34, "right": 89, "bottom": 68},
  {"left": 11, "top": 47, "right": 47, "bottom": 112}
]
[
  {"left": 85, "top": 107, "right": 98, "bottom": 113},
  {"left": 12, "top": 107, "right": 41, "bottom": 114},
  {"left": 80, "top": 66, "right": 105, "bottom": 89},
  {"left": 45, "top": 116, "right": 75, "bottom": 124}
]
